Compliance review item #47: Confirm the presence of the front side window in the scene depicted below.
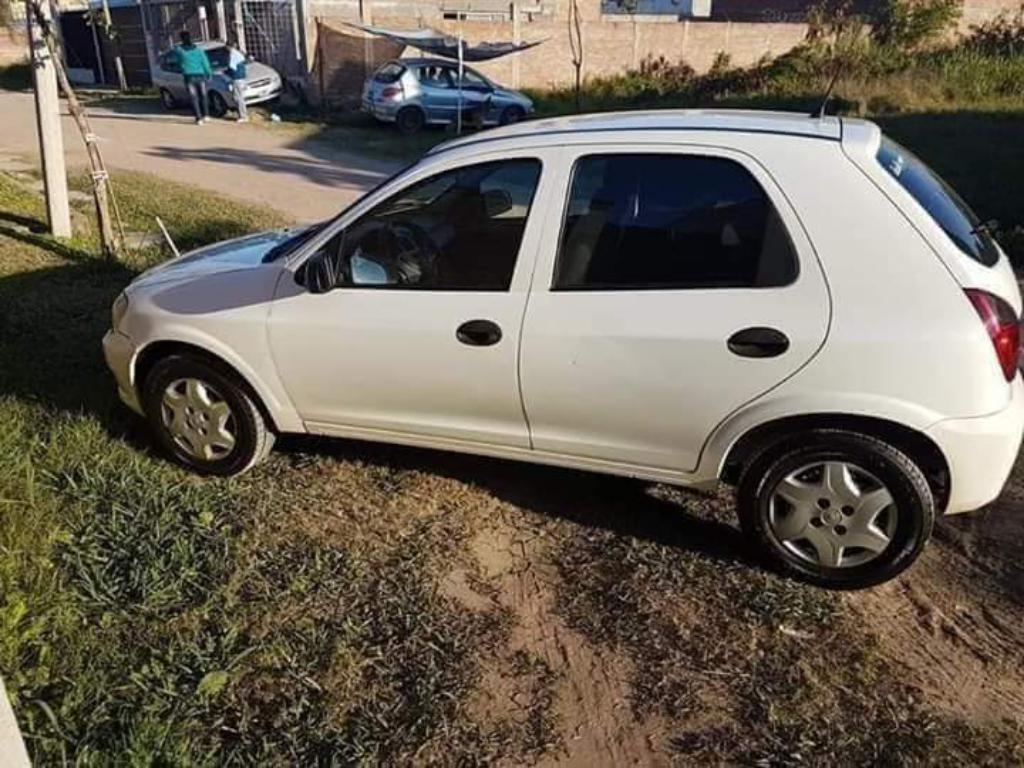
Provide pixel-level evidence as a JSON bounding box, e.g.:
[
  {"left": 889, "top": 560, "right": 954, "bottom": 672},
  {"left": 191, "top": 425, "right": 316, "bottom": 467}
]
[
  {"left": 554, "top": 154, "right": 798, "bottom": 290},
  {"left": 877, "top": 137, "right": 999, "bottom": 267},
  {"left": 315, "top": 159, "right": 541, "bottom": 291}
]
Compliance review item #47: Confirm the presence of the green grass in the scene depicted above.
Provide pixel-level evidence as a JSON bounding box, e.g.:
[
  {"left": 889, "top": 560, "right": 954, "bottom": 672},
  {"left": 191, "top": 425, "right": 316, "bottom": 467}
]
[{"left": 0, "top": 171, "right": 556, "bottom": 763}]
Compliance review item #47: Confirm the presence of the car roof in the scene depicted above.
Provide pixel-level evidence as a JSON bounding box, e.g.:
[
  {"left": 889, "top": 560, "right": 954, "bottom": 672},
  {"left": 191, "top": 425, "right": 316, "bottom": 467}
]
[{"left": 428, "top": 109, "right": 854, "bottom": 156}]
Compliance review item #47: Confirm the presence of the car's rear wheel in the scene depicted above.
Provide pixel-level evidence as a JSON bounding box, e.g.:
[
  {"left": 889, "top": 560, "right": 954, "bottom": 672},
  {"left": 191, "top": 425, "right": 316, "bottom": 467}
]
[
  {"left": 208, "top": 91, "right": 229, "bottom": 118},
  {"left": 737, "top": 430, "right": 934, "bottom": 589},
  {"left": 159, "top": 88, "right": 177, "bottom": 110},
  {"left": 499, "top": 105, "right": 526, "bottom": 125},
  {"left": 396, "top": 106, "right": 425, "bottom": 135},
  {"left": 142, "top": 354, "right": 274, "bottom": 476}
]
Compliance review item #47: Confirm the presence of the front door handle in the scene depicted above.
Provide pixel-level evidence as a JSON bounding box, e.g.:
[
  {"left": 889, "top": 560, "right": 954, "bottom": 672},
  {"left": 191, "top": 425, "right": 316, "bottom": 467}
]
[
  {"left": 456, "top": 319, "right": 502, "bottom": 347},
  {"left": 727, "top": 327, "right": 790, "bottom": 358}
]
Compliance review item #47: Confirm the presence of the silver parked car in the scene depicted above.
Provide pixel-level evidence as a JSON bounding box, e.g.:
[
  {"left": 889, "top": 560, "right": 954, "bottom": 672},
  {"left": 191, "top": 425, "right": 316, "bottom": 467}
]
[
  {"left": 362, "top": 57, "right": 534, "bottom": 134},
  {"left": 153, "top": 41, "right": 283, "bottom": 118}
]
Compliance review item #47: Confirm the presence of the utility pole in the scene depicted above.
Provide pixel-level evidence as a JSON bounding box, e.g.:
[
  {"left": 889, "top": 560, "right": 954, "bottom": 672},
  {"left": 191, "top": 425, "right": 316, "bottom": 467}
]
[
  {"left": 100, "top": 0, "right": 128, "bottom": 91},
  {"left": 27, "top": 0, "right": 72, "bottom": 238}
]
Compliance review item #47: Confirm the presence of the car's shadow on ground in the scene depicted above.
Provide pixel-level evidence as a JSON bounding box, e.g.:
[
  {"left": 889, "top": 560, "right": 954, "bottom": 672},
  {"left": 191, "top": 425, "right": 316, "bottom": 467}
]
[
  {"left": 0, "top": 255, "right": 752, "bottom": 571},
  {"left": 273, "top": 433, "right": 752, "bottom": 567}
]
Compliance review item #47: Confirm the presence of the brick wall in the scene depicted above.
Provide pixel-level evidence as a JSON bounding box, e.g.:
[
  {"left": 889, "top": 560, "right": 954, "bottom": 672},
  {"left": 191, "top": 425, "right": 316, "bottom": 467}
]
[{"left": 307, "top": 0, "right": 1023, "bottom": 93}]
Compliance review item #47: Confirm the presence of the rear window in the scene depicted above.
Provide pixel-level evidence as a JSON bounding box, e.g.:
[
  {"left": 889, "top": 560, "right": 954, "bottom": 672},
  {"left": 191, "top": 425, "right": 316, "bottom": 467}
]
[
  {"left": 374, "top": 63, "right": 405, "bottom": 84},
  {"left": 877, "top": 137, "right": 999, "bottom": 267}
]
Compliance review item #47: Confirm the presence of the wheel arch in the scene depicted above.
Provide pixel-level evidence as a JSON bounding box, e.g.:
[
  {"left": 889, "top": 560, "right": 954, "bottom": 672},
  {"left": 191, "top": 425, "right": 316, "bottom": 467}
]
[
  {"left": 720, "top": 413, "right": 951, "bottom": 512},
  {"left": 134, "top": 340, "right": 281, "bottom": 433}
]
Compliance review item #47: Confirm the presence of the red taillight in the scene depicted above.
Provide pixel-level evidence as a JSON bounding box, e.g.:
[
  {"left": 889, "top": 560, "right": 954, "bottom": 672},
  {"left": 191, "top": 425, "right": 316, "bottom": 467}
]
[
  {"left": 380, "top": 86, "right": 402, "bottom": 100},
  {"left": 966, "top": 289, "right": 1021, "bottom": 381}
]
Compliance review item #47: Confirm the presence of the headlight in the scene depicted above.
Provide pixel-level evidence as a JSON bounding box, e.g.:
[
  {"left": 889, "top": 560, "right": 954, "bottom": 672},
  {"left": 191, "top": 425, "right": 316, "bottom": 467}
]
[{"left": 111, "top": 292, "right": 129, "bottom": 330}]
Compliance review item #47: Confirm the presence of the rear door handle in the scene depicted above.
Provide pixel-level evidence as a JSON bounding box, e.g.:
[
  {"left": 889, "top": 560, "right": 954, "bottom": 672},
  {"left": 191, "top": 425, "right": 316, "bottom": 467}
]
[
  {"left": 456, "top": 319, "right": 502, "bottom": 347},
  {"left": 727, "top": 327, "right": 790, "bottom": 358}
]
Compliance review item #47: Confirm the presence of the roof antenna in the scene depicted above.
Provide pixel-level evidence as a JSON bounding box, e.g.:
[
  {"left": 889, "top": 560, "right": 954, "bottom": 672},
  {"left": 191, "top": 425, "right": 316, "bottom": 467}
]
[{"left": 813, "top": 66, "right": 842, "bottom": 119}]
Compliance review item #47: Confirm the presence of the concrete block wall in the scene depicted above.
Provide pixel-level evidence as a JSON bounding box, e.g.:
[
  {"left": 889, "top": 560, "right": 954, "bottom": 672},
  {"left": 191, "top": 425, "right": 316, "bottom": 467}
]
[{"left": 307, "top": 0, "right": 1022, "bottom": 92}]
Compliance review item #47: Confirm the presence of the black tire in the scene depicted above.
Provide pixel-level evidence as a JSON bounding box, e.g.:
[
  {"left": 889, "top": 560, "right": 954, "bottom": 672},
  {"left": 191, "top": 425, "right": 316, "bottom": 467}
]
[
  {"left": 208, "top": 91, "right": 229, "bottom": 118},
  {"left": 141, "top": 353, "right": 274, "bottom": 476},
  {"left": 395, "top": 107, "right": 425, "bottom": 135},
  {"left": 737, "top": 429, "right": 934, "bottom": 589},
  {"left": 499, "top": 105, "right": 526, "bottom": 125},
  {"left": 159, "top": 88, "right": 177, "bottom": 110}
]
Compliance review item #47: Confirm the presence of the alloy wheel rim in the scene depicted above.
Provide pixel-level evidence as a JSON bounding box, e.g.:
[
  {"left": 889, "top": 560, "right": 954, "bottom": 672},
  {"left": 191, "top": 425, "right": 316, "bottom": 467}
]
[
  {"left": 767, "top": 461, "right": 898, "bottom": 569},
  {"left": 160, "top": 377, "right": 237, "bottom": 461}
]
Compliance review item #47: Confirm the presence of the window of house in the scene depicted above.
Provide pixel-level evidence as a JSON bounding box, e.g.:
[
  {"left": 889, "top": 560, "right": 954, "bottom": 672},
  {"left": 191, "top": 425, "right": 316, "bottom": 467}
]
[
  {"left": 315, "top": 159, "right": 542, "bottom": 291},
  {"left": 554, "top": 154, "right": 798, "bottom": 290}
]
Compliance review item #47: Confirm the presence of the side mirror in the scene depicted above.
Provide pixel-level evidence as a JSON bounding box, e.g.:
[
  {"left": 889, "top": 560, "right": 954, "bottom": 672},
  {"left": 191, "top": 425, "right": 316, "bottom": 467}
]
[
  {"left": 483, "top": 188, "right": 513, "bottom": 218},
  {"left": 304, "top": 250, "right": 340, "bottom": 293}
]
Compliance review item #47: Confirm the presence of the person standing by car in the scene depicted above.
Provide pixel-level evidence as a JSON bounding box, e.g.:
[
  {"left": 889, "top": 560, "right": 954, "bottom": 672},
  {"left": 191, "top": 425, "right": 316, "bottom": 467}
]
[
  {"left": 174, "top": 31, "right": 213, "bottom": 124},
  {"left": 227, "top": 46, "right": 249, "bottom": 123}
]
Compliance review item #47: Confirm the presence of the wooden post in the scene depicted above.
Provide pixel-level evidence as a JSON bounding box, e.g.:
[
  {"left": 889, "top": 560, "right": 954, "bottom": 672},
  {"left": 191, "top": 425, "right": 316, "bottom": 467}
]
[
  {"left": 29, "top": 0, "right": 122, "bottom": 260},
  {"left": 27, "top": 0, "right": 71, "bottom": 238}
]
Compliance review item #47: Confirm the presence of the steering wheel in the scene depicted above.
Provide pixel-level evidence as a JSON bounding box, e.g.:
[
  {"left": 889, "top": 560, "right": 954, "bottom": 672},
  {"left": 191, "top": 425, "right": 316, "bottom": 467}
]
[{"left": 381, "top": 220, "right": 441, "bottom": 286}]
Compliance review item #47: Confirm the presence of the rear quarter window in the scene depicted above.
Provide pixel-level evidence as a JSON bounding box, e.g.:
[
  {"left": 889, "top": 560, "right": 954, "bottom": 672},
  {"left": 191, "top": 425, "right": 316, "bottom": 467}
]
[{"left": 877, "top": 137, "right": 999, "bottom": 267}]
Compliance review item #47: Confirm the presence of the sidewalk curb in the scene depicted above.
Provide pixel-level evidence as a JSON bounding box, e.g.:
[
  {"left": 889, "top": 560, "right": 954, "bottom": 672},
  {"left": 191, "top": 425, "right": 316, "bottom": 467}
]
[{"left": 0, "top": 677, "right": 31, "bottom": 768}]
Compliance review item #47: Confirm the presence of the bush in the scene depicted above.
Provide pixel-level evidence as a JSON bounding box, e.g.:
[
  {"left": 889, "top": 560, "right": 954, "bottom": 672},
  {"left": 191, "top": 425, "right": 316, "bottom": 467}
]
[
  {"left": 871, "top": 0, "right": 963, "bottom": 50},
  {"left": 966, "top": 4, "right": 1024, "bottom": 55}
]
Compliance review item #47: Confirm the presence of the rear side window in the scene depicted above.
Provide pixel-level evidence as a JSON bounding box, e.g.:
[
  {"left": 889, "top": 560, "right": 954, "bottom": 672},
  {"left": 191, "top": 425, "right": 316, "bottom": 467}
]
[
  {"left": 877, "top": 137, "right": 999, "bottom": 267},
  {"left": 554, "top": 154, "right": 798, "bottom": 290},
  {"left": 374, "top": 63, "right": 405, "bottom": 83}
]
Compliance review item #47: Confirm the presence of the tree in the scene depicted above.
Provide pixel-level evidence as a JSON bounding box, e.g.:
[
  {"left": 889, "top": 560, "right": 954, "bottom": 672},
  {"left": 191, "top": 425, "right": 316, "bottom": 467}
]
[{"left": 568, "top": 0, "right": 584, "bottom": 112}]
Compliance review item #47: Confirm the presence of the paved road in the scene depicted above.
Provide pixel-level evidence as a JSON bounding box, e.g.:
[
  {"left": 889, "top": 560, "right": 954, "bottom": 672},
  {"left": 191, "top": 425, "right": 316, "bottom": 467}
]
[{"left": 1, "top": 91, "right": 399, "bottom": 221}]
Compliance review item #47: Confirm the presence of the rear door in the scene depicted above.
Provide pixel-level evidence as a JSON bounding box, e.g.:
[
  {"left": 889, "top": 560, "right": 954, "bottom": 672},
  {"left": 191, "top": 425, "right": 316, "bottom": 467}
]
[{"left": 520, "top": 145, "right": 830, "bottom": 473}]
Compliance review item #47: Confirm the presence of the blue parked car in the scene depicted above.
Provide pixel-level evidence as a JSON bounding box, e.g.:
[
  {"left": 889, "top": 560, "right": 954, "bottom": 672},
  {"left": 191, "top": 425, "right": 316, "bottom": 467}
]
[{"left": 362, "top": 57, "right": 534, "bottom": 134}]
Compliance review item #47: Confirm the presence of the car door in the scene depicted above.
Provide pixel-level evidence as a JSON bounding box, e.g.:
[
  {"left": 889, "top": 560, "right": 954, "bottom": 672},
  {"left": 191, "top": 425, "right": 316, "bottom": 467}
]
[
  {"left": 267, "top": 150, "right": 555, "bottom": 449},
  {"left": 520, "top": 146, "right": 830, "bottom": 473},
  {"left": 415, "top": 65, "right": 456, "bottom": 123}
]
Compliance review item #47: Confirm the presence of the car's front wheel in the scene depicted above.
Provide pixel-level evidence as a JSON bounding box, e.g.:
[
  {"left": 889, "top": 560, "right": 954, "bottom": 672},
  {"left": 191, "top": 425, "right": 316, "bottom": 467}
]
[
  {"left": 142, "top": 354, "right": 274, "bottom": 476},
  {"left": 737, "top": 430, "right": 934, "bottom": 589},
  {"left": 499, "top": 105, "right": 526, "bottom": 125},
  {"left": 159, "top": 88, "right": 177, "bottom": 110}
]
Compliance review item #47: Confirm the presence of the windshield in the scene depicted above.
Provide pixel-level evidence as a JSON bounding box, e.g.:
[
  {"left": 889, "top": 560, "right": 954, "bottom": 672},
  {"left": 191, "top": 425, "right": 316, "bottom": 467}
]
[
  {"left": 877, "top": 137, "right": 1000, "bottom": 267},
  {"left": 205, "top": 45, "right": 231, "bottom": 69}
]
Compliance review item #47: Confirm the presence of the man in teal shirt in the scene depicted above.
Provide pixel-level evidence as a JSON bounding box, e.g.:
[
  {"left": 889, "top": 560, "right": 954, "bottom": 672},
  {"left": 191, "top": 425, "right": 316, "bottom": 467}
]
[{"left": 174, "top": 31, "right": 213, "bottom": 124}]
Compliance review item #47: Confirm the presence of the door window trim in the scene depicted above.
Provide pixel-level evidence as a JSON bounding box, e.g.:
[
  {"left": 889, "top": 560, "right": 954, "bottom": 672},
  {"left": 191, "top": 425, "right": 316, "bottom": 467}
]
[{"left": 286, "top": 153, "right": 547, "bottom": 293}]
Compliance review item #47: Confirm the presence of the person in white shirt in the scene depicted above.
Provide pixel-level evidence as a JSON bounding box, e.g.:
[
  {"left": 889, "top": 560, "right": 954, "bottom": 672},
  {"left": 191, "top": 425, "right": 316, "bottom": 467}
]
[{"left": 228, "top": 48, "right": 249, "bottom": 123}]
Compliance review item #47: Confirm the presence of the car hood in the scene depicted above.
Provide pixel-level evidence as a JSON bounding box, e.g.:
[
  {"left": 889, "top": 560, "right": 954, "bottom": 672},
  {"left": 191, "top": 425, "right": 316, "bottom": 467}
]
[
  {"left": 127, "top": 228, "right": 298, "bottom": 292},
  {"left": 244, "top": 61, "right": 279, "bottom": 82},
  {"left": 493, "top": 87, "right": 532, "bottom": 108}
]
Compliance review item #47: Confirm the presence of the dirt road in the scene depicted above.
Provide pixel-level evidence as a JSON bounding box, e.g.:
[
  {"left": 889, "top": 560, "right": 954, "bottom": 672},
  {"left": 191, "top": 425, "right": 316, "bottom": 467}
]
[{"left": 1, "top": 91, "right": 397, "bottom": 221}]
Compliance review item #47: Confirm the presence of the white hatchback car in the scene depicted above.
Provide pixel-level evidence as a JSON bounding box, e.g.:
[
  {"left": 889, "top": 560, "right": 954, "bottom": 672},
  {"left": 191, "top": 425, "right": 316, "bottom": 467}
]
[{"left": 104, "top": 110, "right": 1024, "bottom": 588}]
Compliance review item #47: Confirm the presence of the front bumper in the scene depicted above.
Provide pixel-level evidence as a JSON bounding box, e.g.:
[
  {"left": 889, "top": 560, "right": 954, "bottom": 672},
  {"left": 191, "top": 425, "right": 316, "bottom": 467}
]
[
  {"left": 927, "top": 376, "right": 1024, "bottom": 514},
  {"left": 102, "top": 328, "right": 143, "bottom": 415}
]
